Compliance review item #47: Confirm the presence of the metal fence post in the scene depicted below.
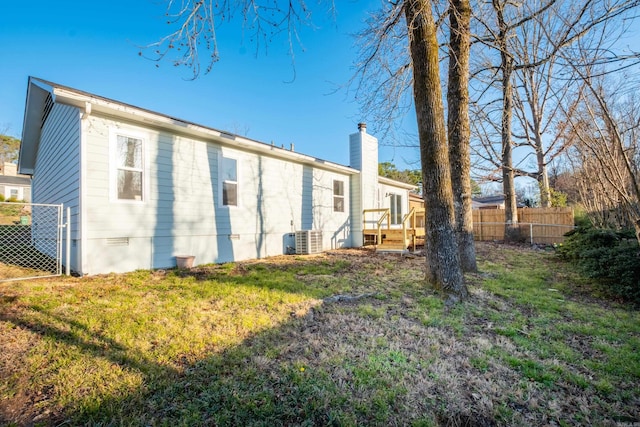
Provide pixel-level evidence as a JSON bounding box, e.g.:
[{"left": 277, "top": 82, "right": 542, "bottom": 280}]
[
  {"left": 66, "top": 206, "right": 71, "bottom": 276},
  {"left": 530, "top": 223, "right": 534, "bottom": 245}
]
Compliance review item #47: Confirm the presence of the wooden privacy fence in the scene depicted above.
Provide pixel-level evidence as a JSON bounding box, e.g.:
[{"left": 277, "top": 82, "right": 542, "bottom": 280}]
[{"left": 472, "top": 207, "right": 574, "bottom": 244}]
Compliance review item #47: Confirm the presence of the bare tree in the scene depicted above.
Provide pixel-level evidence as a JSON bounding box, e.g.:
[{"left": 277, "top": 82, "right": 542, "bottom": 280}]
[
  {"left": 405, "top": 0, "right": 467, "bottom": 300},
  {"left": 448, "top": 0, "right": 477, "bottom": 272},
  {"left": 559, "top": 73, "right": 640, "bottom": 242},
  {"left": 349, "top": 1, "right": 479, "bottom": 275},
  {"left": 145, "top": 0, "right": 470, "bottom": 300},
  {"left": 510, "top": 11, "right": 576, "bottom": 207},
  {"left": 470, "top": 0, "right": 640, "bottom": 237},
  {"left": 141, "top": 0, "right": 321, "bottom": 78}
]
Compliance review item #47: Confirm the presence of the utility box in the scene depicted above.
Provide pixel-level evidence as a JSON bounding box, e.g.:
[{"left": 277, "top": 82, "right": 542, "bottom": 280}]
[{"left": 295, "top": 230, "right": 323, "bottom": 255}]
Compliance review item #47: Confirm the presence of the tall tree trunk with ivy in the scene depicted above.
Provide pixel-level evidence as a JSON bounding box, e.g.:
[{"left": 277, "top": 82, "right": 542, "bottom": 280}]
[
  {"left": 405, "top": 0, "right": 467, "bottom": 301},
  {"left": 447, "top": 0, "right": 477, "bottom": 272}
]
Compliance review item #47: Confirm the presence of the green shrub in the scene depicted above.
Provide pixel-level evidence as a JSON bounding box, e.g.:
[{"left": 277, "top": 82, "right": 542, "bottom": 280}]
[
  {"left": 549, "top": 187, "right": 568, "bottom": 207},
  {"left": 559, "top": 227, "right": 640, "bottom": 304},
  {"left": 0, "top": 194, "right": 4, "bottom": 202},
  {"left": 572, "top": 205, "right": 592, "bottom": 228}
]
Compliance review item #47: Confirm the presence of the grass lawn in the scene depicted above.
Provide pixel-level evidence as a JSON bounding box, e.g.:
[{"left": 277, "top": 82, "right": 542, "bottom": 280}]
[{"left": 0, "top": 242, "right": 638, "bottom": 426}]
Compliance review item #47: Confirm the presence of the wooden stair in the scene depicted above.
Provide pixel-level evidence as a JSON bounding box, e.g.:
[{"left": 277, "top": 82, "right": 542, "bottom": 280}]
[
  {"left": 377, "top": 229, "right": 414, "bottom": 252},
  {"left": 362, "top": 207, "right": 426, "bottom": 253}
]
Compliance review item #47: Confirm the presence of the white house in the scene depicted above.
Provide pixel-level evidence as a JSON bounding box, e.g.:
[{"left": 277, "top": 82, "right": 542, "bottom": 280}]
[
  {"left": 18, "top": 77, "right": 416, "bottom": 275},
  {"left": 0, "top": 162, "right": 31, "bottom": 202}
]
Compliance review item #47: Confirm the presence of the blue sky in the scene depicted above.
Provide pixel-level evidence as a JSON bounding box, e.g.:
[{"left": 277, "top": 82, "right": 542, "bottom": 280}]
[{"left": 0, "top": 0, "right": 420, "bottom": 169}]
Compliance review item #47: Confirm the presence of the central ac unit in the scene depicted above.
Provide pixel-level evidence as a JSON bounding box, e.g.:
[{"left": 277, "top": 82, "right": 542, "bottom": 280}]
[{"left": 295, "top": 230, "right": 323, "bottom": 255}]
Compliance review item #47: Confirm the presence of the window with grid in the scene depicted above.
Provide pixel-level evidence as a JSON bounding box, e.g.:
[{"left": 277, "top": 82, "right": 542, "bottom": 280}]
[
  {"left": 221, "top": 156, "right": 238, "bottom": 206},
  {"left": 390, "top": 193, "right": 402, "bottom": 225},
  {"left": 115, "top": 135, "right": 144, "bottom": 201},
  {"left": 333, "top": 180, "right": 344, "bottom": 212}
]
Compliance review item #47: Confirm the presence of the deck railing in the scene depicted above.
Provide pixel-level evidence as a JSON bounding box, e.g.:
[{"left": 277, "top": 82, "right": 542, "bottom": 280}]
[
  {"left": 363, "top": 208, "right": 390, "bottom": 246},
  {"left": 400, "top": 207, "right": 426, "bottom": 250},
  {"left": 362, "top": 207, "right": 426, "bottom": 250}
]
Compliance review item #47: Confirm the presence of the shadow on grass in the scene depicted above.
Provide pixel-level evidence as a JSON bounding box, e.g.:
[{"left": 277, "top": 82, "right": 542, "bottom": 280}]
[
  {"left": 0, "top": 252, "right": 484, "bottom": 426},
  {"left": 0, "top": 253, "right": 405, "bottom": 425},
  {"left": 1, "top": 295, "right": 374, "bottom": 425}
]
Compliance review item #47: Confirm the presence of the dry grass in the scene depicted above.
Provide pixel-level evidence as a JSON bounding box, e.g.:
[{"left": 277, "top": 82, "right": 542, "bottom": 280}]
[{"left": 0, "top": 243, "right": 638, "bottom": 426}]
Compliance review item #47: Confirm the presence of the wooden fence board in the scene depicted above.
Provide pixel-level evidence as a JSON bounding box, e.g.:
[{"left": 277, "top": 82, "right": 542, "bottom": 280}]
[{"left": 472, "top": 207, "right": 574, "bottom": 244}]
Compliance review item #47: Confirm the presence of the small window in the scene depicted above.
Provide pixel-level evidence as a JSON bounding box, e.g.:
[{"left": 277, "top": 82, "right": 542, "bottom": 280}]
[
  {"left": 221, "top": 156, "right": 237, "bottom": 206},
  {"left": 115, "top": 135, "right": 143, "bottom": 201},
  {"left": 390, "top": 193, "right": 402, "bottom": 225},
  {"left": 333, "top": 180, "right": 344, "bottom": 212},
  {"left": 10, "top": 188, "right": 18, "bottom": 199}
]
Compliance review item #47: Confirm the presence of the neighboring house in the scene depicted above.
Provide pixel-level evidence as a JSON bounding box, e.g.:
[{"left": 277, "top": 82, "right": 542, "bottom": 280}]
[
  {"left": 408, "top": 192, "right": 425, "bottom": 228},
  {"left": 18, "top": 77, "right": 415, "bottom": 275},
  {"left": 0, "top": 162, "right": 31, "bottom": 201},
  {"left": 472, "top": 195, "right": 506, "bottom": 209},
  {"left": 472, "top": 195, "right": 527, "bottom": 209}
]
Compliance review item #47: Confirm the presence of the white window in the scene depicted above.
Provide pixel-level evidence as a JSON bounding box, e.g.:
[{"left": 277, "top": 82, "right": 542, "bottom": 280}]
[
  {"left": 221, "top": 156, "right": 237, "bottom": 206},
  {"left": 390, "top": 193, "right": 402, "bottom": 225},
  {"left": 333, "top": 180, "right": 344, "bottom": 212},
  {"left": 112, "top": 133, "right": 144, "bottom": 201},
  {"left": 9, "top": 188, "right": 19, "bottom": 199}
]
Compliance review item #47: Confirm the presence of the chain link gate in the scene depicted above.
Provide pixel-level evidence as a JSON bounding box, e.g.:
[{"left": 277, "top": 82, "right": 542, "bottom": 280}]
[{"left": 0, "top": 202, "right": 65, "bottom": 282}]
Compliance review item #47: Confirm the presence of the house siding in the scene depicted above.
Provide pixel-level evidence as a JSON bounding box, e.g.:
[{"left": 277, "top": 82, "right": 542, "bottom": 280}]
[
  {"left": 32, "top": 103, "right": 81, "bottom": 271},
  {"left": 81, "top": 115, "right": 352, "bottom": 274},
  {"left": 378, "top": 182, "right": 410, "bottom": 227}
]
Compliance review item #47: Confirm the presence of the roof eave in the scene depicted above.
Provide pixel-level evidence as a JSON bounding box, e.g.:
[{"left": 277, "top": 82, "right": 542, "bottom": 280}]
[
  {"left": 50, "top": 84, "right": 359, "bottom": 176},
  {"left": 377, "top": 176, "right": 417, "bottom": 190},
  {"left": 18, "top": 78, "right": 54, "bottom": 175}
]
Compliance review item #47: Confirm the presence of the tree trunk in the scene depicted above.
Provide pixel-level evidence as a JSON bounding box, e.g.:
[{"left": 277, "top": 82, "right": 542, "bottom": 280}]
[
  {"left": 405, "top": 0, "right": 467, "bottom": 301},
  {"left": 495, "top": 0, "right": 519, "bottom": 241},
  {"left": 538, "top": 159, "right": 551, "bottom": 207},
  {"left": 527, "top": 75, "right": 552, "bottom": 207},
  {"left": 447, "top": 0, "right": 477, "bottom": 272}
]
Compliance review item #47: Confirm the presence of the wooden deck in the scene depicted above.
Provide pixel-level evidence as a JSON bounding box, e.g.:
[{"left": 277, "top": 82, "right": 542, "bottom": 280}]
[{"left": 363, "top": 208, "right": 425, "bottom": 252}]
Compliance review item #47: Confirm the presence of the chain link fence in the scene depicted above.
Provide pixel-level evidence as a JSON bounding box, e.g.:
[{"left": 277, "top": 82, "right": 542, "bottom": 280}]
[{"left": 0, "top": 202, "right": 63, "bottom": 281}]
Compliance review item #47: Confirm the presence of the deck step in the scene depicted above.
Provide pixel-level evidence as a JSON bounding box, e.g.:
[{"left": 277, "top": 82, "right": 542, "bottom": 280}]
[{"left": 377, "top": 244, "right": 408, "bottom": 250}]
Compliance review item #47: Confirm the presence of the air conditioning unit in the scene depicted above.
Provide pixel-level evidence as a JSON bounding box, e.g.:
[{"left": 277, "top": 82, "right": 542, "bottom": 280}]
[{"left": 295, "top": 230, "right": 323, "bottom": 255}]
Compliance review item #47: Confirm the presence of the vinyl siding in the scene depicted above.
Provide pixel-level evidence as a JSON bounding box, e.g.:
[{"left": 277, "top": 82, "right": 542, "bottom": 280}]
[
  {"left": 377, "top": 182, "right": 410, "bottom": 228},
  {"left": 32, "top": 103, "right": 81, "bottom": 271},
  {"left": 81, "top": 115, "right": 352, "bottom": 274}
]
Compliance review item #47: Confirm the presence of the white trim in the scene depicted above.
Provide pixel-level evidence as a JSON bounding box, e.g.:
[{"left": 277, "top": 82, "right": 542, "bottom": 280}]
[
  {"left": 108, "top": 126, "right": 149, "bottom": 203},
  {"left": 36, "top": 79, "right": 358, "bottom": 175},
  {"left": 378, "top": 176, "right": 417, "bottom": 190},
  {"left": 390, "top": 193, "right": 403, "bottom": 225},
  {"left": 333, "top": 179, "right": 345, "bottom": 213},
  {"left": 218, "top": 150, "right": 240, "bottom": 208},
  {"left": 80, "top": 113, "right": 88, "bottom": 275}
]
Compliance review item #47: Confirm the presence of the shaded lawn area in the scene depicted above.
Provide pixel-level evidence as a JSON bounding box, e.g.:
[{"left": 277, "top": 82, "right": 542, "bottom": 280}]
[{"left": 0, "top": 243, "right": 638, "bottom": 426}]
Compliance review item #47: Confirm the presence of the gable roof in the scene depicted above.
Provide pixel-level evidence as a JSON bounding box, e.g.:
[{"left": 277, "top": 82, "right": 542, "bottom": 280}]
[
  {"left": 0, "top": 175, "right": 31, "bottom": 186},
  {"left": 378, "top": 176, "right": 417, "bottom": 191},
  {"left": 19, "top": 77, "right": 359, "bottom": 177},
  {"left": 472, "top": 195, "right": 505, "bottom": 205}
]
